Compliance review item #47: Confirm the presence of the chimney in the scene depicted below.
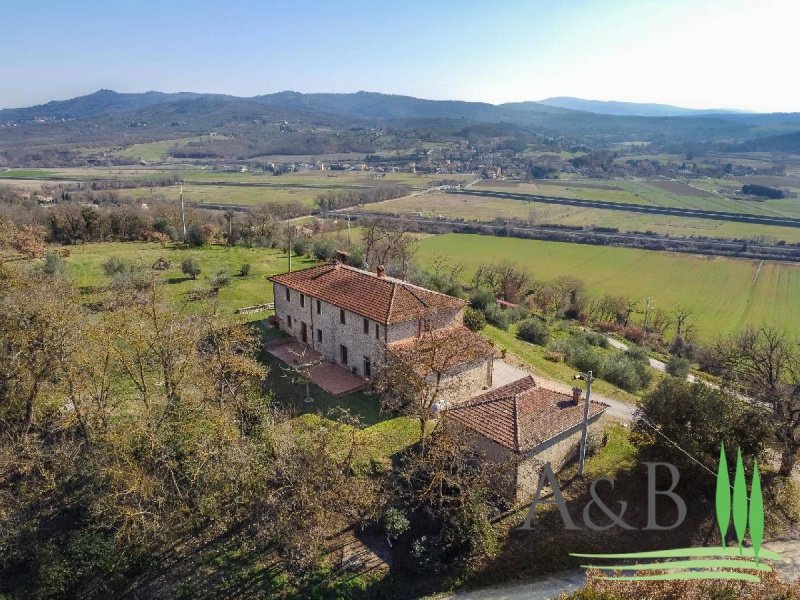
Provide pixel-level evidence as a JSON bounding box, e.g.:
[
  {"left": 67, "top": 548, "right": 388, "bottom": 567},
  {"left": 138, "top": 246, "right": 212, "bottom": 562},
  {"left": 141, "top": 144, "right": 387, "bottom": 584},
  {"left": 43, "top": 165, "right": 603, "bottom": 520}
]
[
  {"left": 571, "top": 387, "right": 583, "bottom": 405},
  {"left": 376, "top": 265, "right": 386, "bottom": 278}
]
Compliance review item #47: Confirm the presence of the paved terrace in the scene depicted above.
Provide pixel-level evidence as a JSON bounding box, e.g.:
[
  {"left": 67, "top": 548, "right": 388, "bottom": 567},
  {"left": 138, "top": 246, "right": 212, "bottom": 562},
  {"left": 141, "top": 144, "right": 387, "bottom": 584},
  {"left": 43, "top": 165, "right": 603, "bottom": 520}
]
[{"left": 268, "top": 340, "right": 367, "bottom": 396}]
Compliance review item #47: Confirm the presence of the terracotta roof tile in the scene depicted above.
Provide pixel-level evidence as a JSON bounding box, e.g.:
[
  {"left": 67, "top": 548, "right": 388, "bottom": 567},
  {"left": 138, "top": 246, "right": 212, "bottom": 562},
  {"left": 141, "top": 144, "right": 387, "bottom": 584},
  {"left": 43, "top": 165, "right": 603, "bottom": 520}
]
[
  {"left": 388, "top": 324, "right": 494, "bottom": 375},
  {"left": 268, "top": 264, "right": 465, "bottom": 325},
  {"left": 445, "top": 377, "right": 608, "bottom": 453}
]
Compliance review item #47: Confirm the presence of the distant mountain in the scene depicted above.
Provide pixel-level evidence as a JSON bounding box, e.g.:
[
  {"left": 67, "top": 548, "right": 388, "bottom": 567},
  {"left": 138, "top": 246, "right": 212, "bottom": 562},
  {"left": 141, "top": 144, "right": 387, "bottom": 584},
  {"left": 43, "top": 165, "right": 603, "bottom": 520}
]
[
  {"left": 0, "top": 89, "right": 209, "bottom": 122},
  {"left": 536, "top": 96, "right": 742, "bottom": 117},
  {"left": 2, "top": 89, "right": 799, "bottom": 156}
]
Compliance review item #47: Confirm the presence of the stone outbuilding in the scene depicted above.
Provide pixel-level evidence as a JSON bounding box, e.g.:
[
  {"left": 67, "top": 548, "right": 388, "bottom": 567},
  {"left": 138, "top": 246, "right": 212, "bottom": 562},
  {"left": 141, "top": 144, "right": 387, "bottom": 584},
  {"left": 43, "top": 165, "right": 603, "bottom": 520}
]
[{"left": 445, "top": 376, "right": 608, "bottom": 503}]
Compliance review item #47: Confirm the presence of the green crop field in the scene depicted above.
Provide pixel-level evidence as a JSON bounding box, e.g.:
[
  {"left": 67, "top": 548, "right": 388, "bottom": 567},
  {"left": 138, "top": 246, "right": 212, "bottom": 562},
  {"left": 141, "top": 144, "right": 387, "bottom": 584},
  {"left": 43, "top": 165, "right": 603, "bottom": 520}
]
[
  {"left": 368, "top": 192, "right": 800, "bottom": 243},
  {"left": 416, "top": 233, "right": 800, "bottom": 340},
  {"left": 115, "top": 135, "right": 220, "bottom": 161},
  {"left": 124, "top": 182, "right": 325, "bottom": 207}
]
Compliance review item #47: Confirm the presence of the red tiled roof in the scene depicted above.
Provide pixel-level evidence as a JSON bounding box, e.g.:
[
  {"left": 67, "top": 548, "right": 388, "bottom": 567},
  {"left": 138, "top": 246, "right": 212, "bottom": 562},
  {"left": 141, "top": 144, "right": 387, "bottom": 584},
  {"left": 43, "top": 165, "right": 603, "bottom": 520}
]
[
  {"left": 445, "top": 376, "right": 608, "bottom": 453},
  {"left": 387, "top": 324, "right": 494, "bottom": 375},
  {"left": 269, "top": 264, "right": 466, "bottom": 325}
]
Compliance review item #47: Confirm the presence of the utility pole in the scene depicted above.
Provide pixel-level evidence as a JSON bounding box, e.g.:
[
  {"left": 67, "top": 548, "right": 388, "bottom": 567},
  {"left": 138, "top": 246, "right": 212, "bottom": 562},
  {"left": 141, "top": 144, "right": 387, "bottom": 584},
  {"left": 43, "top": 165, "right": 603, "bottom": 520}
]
[
  {"left": 179, "top": 183, "right": 187, "bottom": 243},
  {"left": 347, "top": 216, "right": 352, "bottom": 245},
  {"left": 287, "top": 221, "right": 292, "bottom": 273},
  {"left": 643, "top": 297, "right": 652, "bottom": 331},
  {"left": 576, "top": 370, "right": 593, "bottom": 477}
]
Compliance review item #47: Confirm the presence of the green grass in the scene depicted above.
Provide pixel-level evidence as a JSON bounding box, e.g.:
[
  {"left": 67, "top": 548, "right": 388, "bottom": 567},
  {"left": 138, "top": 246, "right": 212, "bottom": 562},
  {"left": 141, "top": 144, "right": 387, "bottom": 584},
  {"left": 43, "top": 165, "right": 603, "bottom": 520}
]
[
  {"left": 52, "top": 241, "right": 424, "bottom": 468},
  {"left": 116, "top": 135, "right": 219, "bottom": 161},
  {"left": 417, "top": 233, "right": 800, "bottom": 340},
  {"left": 59, "top": 241, "right": 314, "bottom": 315},
  {"left": 480, "top": 324, "right": 645, "bottom": 404},
  {"left": 583, "top": 423, "right": 637, "bottom": 479}
]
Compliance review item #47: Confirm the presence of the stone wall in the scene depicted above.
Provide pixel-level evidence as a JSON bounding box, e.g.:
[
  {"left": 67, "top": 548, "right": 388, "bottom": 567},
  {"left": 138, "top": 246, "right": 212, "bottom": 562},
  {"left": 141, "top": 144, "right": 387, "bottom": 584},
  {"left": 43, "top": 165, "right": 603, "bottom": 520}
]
[
  {"left": 273, "top": 281, "right": 386, "bottom": 377},
  {"left": 273, "top": 282, "right": 470, "bottom": 381},
  {"left": 515, "top": 412, "right": 605, "bottom": 502},
  {"left": 433, "top": 355, "right": 494, "bottom": 408}
]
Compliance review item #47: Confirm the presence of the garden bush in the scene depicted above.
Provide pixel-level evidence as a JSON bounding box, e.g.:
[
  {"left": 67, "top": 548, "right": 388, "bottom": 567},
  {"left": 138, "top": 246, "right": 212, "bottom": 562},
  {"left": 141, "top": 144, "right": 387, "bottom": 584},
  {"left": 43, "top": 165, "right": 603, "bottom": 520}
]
[
  {"left": 666, "top": 355, "right": 691, "bottom": 379},
  {"left": 516, "top": 318, "right": 549, "bottom": 346},
  {"left": 463, "top": 307, "right": 487, "bottom": 332}
]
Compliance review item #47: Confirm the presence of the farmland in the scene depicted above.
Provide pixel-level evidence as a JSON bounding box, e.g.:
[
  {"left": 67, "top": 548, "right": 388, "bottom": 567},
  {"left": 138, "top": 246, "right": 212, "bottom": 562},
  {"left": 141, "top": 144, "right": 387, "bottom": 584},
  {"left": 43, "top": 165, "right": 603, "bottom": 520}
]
[
  {"left": 474, "top": 178, "right": 800, "bottom": 218},
  {"left": 366, "top": 191, "right": 800, "bottom": 243},
  {"left": 416, "top": 233, "right": 800, "bottom": 339},
  {"left": 0, "top": 167, "right": 455, "bottom": 209}
]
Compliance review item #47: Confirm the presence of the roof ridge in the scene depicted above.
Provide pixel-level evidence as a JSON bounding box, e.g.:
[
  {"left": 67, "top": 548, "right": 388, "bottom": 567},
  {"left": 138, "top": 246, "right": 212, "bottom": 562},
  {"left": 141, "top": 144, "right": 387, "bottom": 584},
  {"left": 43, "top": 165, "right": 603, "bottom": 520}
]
[
  {"left": 401, "top": 283, "right": 431, "bottom": 309},
  {"left": 387, "top": 282, "right": 398, "bottom": 323},
  {"left": 513, "top": 393, "right": 522, "bottom": 452}
]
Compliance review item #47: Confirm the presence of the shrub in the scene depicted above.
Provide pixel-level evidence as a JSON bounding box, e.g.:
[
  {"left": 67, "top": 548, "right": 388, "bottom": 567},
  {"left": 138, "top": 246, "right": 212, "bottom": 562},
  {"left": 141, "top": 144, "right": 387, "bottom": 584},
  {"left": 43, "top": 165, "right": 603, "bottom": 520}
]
[
  {"left": 239, "top": 263, "right": 252, "bottom": 276},
  {"left": 669, "top": 335, "right": 695, "bottom": 359},
  {"left": 181, "top": 257, "right": 201, "bottom": 280},
  {"left": 209, "top": 268, "right": 232, "bottom": 291},
  {"left": 346, "top": 247, "right": 365, "bottom": 269},
  {"left": 622, "top": 325, "right": 645, "bottom": 345},
  {"left": 382, "top": 507, "right": 410, "bottom": 539},
  {"left": 602, "top": 357, "right": 645, "bottom": 392},
  {"left": 311, "top": 238, "right": 337, "bottom": 261},
  {"left": 544, "top": 350, "right": 564, "bottom": 362},
  {"left": 110, "top": 265, "right": 151, "bottom": 293},
  {"left": 695, "top": 346, "right": 725, "bottom": 376},
  {"left": 483, "top": 303, "right": 510, "bottom": 330},
  {"left": 152, "top": 256, "right": 171, "bottom": 270},
  {"left": 570, "top": 344, "right": 605, "bottom": 374},
  {"left": 469, "top": 287, "right": 495, "bottom": 311},
  {"left": 666, "top": 355, "right": 691, "bottom": 379},
  {"left": 506, "top": 305, "right": 530, "bottom": 323},
  {"left": 583, "top": 331, "right": 609, "bottom": 348},
  {"left": 186, "top": 224, "right": 213, "bottom": 247},
  {"left": 101, "top": 255, "right": 128, "bottom": 277},
  {"left": 463, "top": 307, "right": 487, "bottom": 332},
  {"left": 292, "top": 237, "right": 311, "bottom": 256},
  {"left": 516, "top": 318, "right": 549, "bottom": 346},
  {"left": 41, "top": 252, "right": 68, "bottom": 277}
]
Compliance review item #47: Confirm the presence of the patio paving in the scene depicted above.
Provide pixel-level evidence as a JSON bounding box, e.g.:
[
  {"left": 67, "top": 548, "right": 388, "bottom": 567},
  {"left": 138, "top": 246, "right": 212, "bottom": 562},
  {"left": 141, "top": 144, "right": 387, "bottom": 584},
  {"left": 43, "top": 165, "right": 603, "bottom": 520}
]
[{"left": 268, "top": 340, "right": 367, "bottom": 396}]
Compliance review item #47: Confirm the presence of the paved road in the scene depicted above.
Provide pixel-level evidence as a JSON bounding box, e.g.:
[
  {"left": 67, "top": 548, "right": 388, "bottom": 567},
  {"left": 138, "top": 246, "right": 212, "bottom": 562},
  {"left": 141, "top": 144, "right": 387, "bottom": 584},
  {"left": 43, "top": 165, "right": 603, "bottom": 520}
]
[{"left": 493, "top": 358, "right": 636, "bottom": 422}]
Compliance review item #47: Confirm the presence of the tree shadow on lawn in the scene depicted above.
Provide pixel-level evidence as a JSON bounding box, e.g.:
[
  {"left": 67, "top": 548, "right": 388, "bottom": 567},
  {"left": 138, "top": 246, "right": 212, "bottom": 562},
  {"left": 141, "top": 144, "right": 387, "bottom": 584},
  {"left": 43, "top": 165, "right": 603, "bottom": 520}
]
[
  {"left": 166, "top": 276, "right": 194, "bottom": 284},
  {"left": 260, "top": 352, "right": 386, "bottom": 427},
  {"left": 464, "top": 451, "right": 719, "bottom": 590}
]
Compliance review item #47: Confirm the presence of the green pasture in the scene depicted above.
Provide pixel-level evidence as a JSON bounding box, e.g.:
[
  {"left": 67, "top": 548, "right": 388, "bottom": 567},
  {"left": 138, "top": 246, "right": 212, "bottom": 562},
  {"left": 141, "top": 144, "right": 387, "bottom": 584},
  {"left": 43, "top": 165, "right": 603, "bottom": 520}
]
[{"left": 416, "top": 233, "right": 800, "bottom": 340}]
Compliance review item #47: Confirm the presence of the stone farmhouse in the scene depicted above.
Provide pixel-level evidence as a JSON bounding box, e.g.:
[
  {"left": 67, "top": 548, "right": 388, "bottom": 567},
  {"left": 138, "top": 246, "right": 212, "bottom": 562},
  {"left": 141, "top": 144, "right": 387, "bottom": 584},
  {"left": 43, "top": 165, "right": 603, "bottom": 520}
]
[
  {"left": 269, "top": 262, "right": 608, "bottom": 501},
  {"left": 446, "top": 376, "right": 607, "bottom": 502},
  {"left": 268, "top": 263, "right": 494, "bottom": 406}
]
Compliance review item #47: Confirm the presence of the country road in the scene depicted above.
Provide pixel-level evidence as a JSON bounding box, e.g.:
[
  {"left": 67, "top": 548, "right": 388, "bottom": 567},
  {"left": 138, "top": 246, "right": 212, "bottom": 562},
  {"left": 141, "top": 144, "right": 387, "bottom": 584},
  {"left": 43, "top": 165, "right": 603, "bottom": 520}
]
[{"left": 443, "top": 539, "right": 800, "bottom": 599}]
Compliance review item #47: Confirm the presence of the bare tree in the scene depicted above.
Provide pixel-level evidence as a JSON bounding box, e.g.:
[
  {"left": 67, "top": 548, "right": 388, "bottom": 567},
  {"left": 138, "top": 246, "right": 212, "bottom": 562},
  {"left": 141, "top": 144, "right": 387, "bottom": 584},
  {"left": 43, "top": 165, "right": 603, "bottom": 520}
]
[
  {"left": 715, "top": 326, "right": 800, "bottom": 475},
  {"left": 374, "top": 323, "right": 490, "bottom": 452},
  {"left": 673, "top": 305, "right": 693, "bottom": 338}
]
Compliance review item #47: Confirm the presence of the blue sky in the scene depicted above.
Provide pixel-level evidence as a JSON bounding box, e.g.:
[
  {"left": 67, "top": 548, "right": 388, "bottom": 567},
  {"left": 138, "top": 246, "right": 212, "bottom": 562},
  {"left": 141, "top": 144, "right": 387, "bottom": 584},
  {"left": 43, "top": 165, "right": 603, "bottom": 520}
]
[{"left": 2, "top": 0, "right": 797, "bottom": 111}]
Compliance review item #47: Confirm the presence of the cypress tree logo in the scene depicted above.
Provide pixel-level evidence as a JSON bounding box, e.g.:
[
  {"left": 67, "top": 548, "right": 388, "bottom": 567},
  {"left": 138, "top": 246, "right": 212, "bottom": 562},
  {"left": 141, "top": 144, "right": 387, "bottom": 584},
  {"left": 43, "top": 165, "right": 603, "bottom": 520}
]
[{"left": 570, "top": 442, "right": 782, "bottom": 583}]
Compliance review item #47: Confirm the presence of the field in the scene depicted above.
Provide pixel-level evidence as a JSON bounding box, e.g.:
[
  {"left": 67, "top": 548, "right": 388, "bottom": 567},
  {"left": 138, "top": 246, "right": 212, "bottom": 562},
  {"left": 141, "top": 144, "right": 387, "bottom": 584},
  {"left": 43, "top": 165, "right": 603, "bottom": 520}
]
[
  {"left": 0, "top": 167, "right": 457, "bottom": 209},
  {"left": 474, "top": 178, "right": 800, "bottom": 218},
  {"left": 368, "top": 191, "right": 800, "bottom": 243},
  {"left": 59, "top": 241, "right": 308, "bottom": 314},
  {"left": 416, "top": 233, "right": 800, "bottom": 339}
]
